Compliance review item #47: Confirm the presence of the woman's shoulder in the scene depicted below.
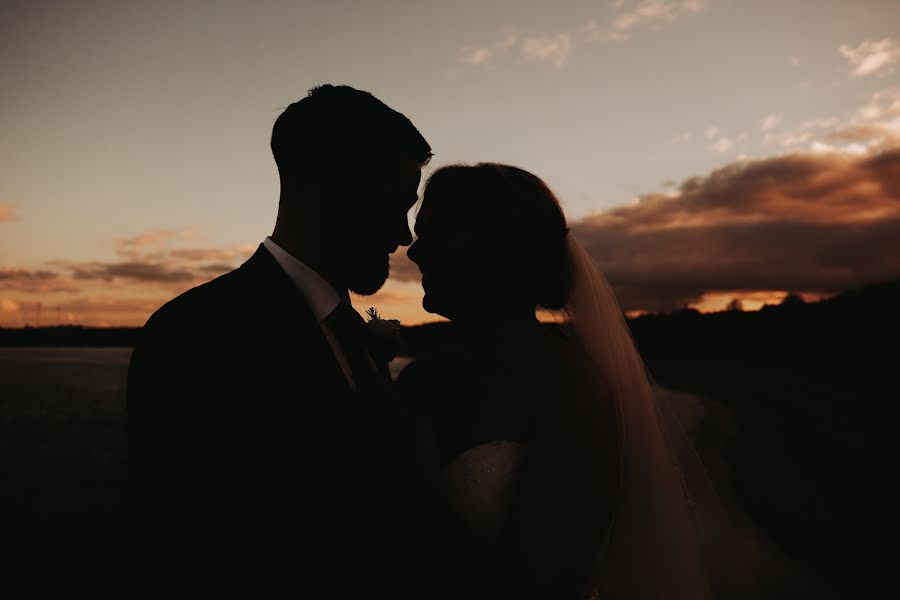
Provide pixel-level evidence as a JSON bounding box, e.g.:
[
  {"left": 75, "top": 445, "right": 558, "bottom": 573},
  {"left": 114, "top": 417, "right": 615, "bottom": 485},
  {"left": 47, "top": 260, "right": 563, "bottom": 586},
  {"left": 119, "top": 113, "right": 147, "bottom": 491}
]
[{"left": 526, "top": 328, "right": 600, "bottom": 382}]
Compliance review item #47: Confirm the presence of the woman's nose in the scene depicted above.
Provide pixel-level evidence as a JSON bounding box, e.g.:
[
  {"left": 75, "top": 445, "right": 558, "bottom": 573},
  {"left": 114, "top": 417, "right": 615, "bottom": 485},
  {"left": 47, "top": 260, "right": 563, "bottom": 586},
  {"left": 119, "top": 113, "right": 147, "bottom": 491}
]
[
  {"left": 407, "top": 239, "right": 421, "bottom": 264},
  {"left": 397, "top": 221, "right": 413, "bottom": 247}
]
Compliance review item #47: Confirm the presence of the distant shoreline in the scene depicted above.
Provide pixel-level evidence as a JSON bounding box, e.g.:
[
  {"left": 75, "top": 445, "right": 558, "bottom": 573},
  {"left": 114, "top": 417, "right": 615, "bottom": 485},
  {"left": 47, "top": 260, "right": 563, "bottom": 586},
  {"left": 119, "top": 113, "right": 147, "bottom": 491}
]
[
  {"left": 1, "top": 279, "right": 896, "bottom": 349},
  {"left": 0, "top": 326, "right": 139, "bottom": 347}
]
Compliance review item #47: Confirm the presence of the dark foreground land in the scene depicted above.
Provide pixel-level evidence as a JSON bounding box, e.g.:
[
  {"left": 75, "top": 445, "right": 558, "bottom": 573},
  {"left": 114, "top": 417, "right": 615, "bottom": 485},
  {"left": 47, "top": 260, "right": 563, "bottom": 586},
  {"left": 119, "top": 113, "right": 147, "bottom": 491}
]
[
  {"left": 630, "top": 284, "right": 895, "bottom": 598},
  {"left": 1, "top": 281, "right": 895, "bottom": 597}
]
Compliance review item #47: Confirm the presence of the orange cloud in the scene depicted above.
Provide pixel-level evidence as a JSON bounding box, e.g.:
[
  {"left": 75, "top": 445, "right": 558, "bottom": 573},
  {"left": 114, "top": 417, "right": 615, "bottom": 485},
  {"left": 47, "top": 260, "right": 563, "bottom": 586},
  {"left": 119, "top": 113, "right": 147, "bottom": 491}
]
[
  {"left": 113, "top": 229, "right": 203, "bottom": 259},
  {"left": 1, "top": 233, "right": 255, "bottom": 326},
  {"left": 387, "top": 246, "right": 421, "bottom": 283},
  {"left": 351, "top": 280, "right": 435, "bottom": 325},
  {"left": 0, "top": 203, "right": 18, "bottom": 222},
  {"left": 169, "top": 246, "right": 253, "bottom": 262}
]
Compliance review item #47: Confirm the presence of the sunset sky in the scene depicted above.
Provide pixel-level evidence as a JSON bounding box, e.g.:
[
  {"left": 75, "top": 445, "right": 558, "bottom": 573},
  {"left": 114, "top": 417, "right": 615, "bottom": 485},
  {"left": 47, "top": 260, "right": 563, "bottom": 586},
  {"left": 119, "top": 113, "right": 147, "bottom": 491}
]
[{"left": 2, "top": 0, "right": 899, "bottom": 326}]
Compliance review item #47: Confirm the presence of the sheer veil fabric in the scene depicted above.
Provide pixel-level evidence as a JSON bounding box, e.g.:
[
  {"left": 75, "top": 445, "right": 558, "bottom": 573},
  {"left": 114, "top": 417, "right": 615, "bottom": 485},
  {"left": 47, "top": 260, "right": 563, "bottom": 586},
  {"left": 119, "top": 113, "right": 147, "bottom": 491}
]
[{"left": 562, "top": 235, "right": 758, "bottom": 599}]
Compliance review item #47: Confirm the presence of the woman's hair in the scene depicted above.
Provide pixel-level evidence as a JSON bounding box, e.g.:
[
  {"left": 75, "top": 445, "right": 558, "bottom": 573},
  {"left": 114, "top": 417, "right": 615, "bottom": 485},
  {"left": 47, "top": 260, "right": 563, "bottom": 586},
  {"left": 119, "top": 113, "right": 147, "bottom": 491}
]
[{"left": 424, "top": 162, "right": 572, "bottom": 310}]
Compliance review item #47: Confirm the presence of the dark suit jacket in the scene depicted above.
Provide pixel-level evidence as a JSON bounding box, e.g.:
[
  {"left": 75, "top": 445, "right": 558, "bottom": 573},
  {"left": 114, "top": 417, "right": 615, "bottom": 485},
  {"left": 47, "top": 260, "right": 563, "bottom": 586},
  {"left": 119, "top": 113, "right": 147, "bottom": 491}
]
[{"left": 126, "top": 245, "right": 458, "bottom": 598}]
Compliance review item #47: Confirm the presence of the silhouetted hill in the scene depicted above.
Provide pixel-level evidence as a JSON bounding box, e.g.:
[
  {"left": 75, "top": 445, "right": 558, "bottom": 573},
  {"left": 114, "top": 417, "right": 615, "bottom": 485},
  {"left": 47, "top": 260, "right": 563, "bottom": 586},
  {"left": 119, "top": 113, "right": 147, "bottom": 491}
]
[
  {"left": 629, "top": 278, "right": 898, "bottom": 378},
  {"left": 629, "top": 282, "right": 896, "bottom": 596},
  {"left": 400, "top": 279, "right": 900, "bottom": 366}
]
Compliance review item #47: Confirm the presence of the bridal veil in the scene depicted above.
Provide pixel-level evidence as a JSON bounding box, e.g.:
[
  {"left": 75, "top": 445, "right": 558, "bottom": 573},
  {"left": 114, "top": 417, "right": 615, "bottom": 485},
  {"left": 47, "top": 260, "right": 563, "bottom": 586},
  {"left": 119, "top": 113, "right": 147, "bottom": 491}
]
[{"left": 562, "top": 235, "right": 758, "bottom": 600}]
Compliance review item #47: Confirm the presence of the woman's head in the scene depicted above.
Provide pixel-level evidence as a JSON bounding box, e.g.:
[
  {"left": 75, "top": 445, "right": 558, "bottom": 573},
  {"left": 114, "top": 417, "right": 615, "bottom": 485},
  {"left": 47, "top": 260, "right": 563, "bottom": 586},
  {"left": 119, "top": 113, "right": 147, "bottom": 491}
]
[{"left": 407, "top": 163, "right": 571, "bottom": 322}]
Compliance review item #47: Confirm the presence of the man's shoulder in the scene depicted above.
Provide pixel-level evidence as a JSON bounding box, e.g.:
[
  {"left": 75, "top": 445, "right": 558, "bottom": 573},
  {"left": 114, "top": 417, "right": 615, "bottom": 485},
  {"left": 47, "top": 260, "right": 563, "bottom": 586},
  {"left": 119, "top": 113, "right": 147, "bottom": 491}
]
[
  {"left": 146, "top": 268, "right": 245, "bottom": 329},
  {"left": 137, "top": 245, "right": 310, "bottom": 348}
]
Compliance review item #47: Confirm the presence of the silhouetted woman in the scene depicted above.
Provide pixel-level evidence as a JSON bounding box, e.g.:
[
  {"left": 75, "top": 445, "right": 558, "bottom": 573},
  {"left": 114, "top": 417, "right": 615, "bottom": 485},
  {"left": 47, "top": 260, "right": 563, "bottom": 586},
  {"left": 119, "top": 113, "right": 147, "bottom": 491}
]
[{"left": 400, "top": 164, "right": 752, "bottom": 599}]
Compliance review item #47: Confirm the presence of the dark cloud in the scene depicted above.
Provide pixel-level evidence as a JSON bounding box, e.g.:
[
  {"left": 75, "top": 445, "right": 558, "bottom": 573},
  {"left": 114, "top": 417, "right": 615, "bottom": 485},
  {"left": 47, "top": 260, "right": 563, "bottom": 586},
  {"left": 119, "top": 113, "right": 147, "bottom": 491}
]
[
  {"left": 69, "top": 261, "right": 198, "bottom": 283},
  {"left": 0, "top": 268, "right": 58, "bottom": 281},
  {"left": 197, "top": 263, "right": 236, "bottom": 275},
  {"left": 0, "top": 268, "right": 76, "bottom": 293},
  {"left": 59, "top": 235, "right": 247, "bottom": 286},
  {"left": 111, "top": 234, "right": 251, "bottom": 278},
  {"left": 571, "top": 146, "right": 900, "bottom": 312},
  {"left": 63, "top": 260, "right": 236, "bottom": 284}
]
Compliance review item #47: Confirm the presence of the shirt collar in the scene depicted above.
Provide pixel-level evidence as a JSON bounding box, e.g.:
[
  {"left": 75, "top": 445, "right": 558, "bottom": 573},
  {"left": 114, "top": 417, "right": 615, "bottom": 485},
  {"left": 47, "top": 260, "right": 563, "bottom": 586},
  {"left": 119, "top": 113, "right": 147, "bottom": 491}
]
[{"left": 263, "top": 236, "right": 343, "bottom": 321}]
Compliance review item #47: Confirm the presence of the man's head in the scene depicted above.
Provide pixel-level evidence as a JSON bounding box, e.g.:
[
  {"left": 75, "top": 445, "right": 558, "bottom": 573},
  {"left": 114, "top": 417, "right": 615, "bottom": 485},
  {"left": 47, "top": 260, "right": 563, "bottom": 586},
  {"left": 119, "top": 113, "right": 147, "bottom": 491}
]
[{"left": 271, "top": 84, "right": 431, "bottom": 295}]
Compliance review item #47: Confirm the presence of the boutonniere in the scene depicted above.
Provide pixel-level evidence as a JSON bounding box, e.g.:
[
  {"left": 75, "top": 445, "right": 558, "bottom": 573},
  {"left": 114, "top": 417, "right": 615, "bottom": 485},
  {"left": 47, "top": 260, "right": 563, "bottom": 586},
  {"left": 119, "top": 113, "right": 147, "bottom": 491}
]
[{"left": 364, "top": 307, "right": 402, "bottom": 364}]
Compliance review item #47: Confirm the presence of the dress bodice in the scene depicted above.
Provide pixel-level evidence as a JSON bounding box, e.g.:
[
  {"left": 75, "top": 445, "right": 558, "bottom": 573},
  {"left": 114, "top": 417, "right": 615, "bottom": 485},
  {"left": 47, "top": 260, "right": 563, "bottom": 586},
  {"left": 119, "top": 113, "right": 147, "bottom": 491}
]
[
  {"left": 398, "top": 330, "right": 620, "bottom": 600},
  {"left": 439, "top": 440, "right": 526, "bottom": 539}
]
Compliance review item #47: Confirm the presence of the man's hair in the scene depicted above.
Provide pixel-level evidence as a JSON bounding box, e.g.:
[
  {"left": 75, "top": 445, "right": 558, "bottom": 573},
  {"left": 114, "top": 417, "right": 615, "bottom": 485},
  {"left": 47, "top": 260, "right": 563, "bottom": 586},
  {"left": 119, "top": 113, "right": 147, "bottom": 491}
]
[{"left": 271, "top": 84, "right": 432, "bottom": 175}]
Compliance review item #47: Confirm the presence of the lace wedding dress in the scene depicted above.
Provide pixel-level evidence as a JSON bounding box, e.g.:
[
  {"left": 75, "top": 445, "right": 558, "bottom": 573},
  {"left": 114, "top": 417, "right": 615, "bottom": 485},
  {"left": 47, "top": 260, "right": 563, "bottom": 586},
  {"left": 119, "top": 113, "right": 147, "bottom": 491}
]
[
  {"left": 439, "top": 440, "right": 525, "bottom": 540},
  {"left": 437, "top": 437, "right": 607, "bottom": 600}
]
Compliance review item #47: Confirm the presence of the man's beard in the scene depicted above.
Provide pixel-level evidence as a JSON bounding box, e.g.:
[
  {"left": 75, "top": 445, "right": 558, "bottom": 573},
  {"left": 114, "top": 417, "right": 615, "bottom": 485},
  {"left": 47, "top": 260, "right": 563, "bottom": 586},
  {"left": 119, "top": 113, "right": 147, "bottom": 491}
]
[{"left": 347, "top": 253, "right": 390, "bottom": 296}]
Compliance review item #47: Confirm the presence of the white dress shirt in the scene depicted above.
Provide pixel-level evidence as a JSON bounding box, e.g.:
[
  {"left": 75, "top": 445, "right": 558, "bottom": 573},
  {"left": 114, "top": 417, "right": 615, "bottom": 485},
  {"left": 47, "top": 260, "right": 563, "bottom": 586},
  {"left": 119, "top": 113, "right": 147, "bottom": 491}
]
[{"left": 262, "top": 236, "right": 361, "bottom": 391}]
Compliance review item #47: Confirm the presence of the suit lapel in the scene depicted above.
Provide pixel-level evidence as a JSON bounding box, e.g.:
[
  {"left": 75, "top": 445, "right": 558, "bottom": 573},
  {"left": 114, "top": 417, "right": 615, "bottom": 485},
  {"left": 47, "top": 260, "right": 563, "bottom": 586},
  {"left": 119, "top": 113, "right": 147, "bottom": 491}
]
[{"left": 238, "top": 245, "right": 352, "bottom": 395}]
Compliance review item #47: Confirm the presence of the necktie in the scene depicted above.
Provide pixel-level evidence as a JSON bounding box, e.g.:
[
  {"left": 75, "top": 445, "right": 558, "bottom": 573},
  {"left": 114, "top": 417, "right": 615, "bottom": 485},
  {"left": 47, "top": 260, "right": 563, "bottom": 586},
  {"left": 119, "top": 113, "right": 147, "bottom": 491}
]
[{"left": 324, "top": 302, "right": 383, "bottom": 394}]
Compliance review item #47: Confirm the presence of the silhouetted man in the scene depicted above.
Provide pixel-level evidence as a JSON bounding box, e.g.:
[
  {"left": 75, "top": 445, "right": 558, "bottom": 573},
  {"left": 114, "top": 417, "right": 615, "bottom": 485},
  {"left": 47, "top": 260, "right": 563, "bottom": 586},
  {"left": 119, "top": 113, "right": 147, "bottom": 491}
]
[{"left": 126, "top": 85, "right": 453, "bottom": 598}]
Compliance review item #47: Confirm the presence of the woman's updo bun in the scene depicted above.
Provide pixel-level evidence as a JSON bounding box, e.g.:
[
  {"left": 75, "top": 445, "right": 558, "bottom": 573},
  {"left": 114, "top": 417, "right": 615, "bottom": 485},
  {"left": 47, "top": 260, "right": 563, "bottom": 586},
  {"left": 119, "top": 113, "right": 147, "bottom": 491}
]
[{"left": 486, "top": 164, "right": 572, "bottom": 311}]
